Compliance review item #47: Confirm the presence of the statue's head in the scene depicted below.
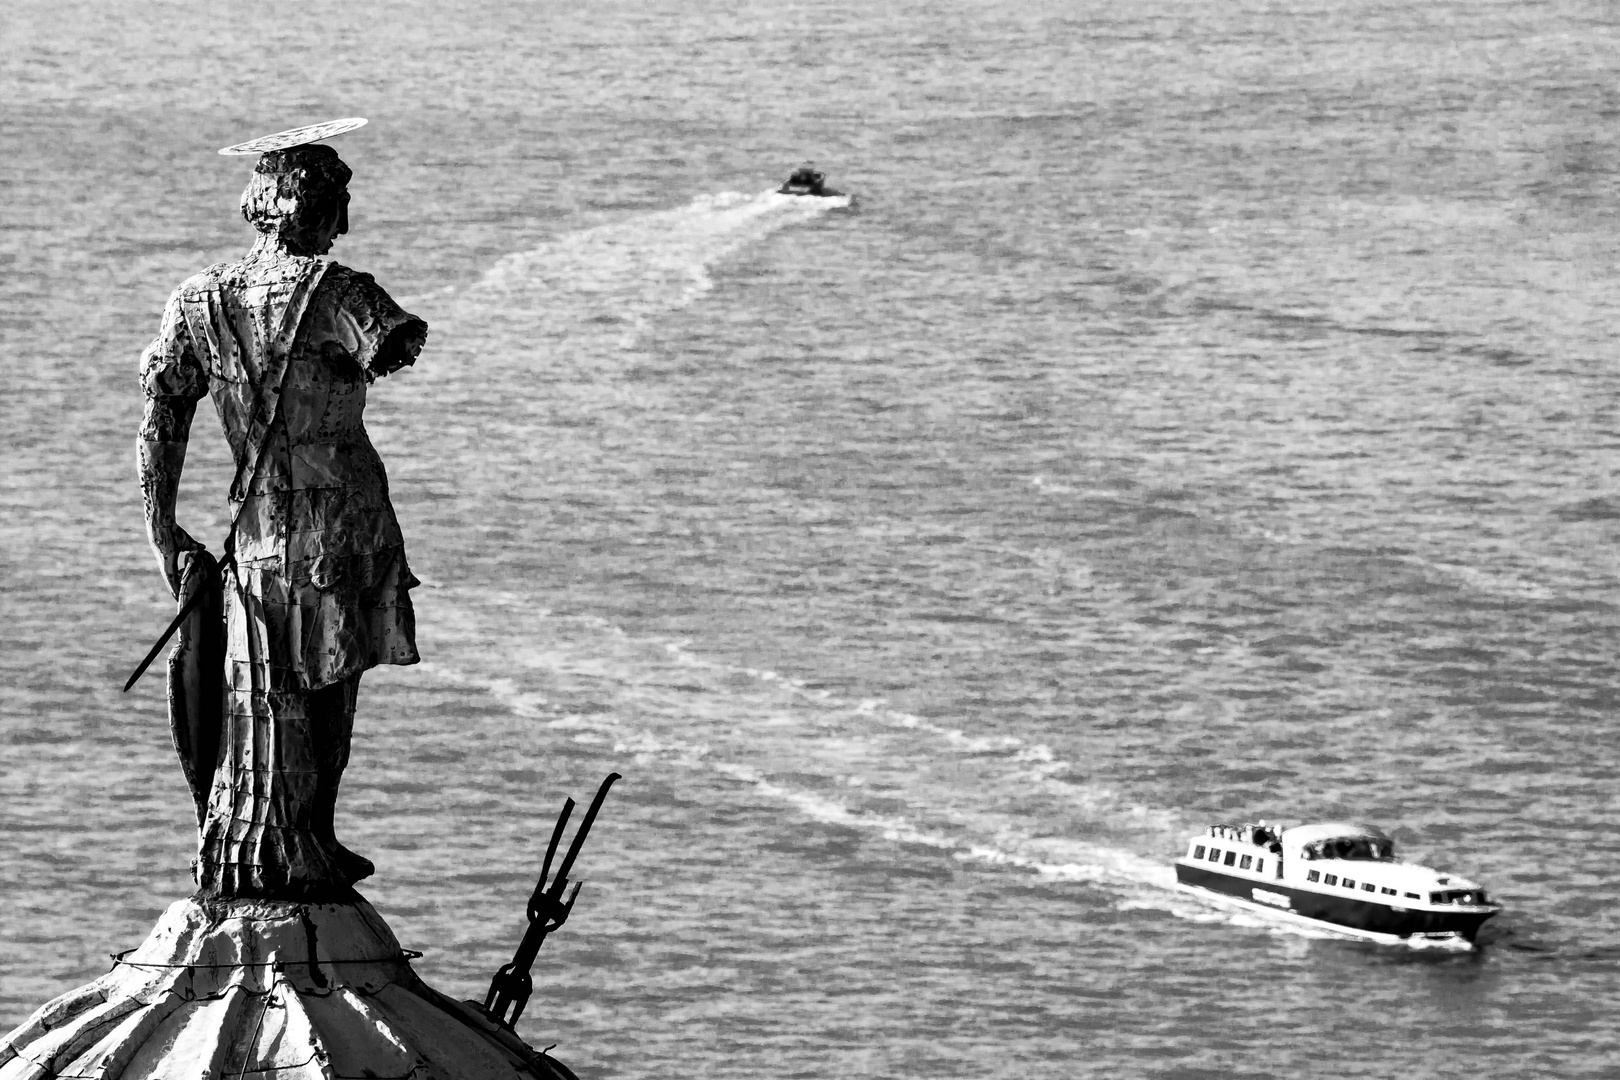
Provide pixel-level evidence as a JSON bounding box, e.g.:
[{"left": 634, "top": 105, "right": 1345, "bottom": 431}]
[{"left": 240, "top": 144, "right": 352, "bottom": 255}]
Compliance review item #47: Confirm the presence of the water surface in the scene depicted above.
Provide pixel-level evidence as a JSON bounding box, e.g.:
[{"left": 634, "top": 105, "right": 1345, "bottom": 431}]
[{"left": 2, "top": 1, "right": 1618, "bottom": 1076}]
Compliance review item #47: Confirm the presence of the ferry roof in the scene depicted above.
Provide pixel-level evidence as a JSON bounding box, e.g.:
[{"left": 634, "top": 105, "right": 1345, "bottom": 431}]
[{"left": 1280, "top": 822, "right": 1390, "bottom": 846}]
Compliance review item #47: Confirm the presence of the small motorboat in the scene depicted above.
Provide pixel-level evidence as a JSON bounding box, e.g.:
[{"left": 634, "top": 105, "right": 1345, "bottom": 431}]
[
  {"left": 1174, "top": 821, "right": 1501, "bottom": 944},
  {"left": 778, "top": 164, "right": 844, "bottom": 198}
]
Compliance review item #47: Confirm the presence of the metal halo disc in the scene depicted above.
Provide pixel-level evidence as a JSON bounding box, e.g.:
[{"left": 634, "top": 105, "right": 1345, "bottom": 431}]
[{"left": 218, "top": 117, "right": 368, "bottom": 156}]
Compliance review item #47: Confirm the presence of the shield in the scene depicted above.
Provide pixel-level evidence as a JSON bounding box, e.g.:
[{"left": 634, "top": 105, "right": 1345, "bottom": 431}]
[{"left": 167, "top": 549, "right": 225, "bottom": 825}]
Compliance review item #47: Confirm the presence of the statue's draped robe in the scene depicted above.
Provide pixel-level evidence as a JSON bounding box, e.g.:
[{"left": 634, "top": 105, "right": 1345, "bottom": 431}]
[{"left": 141, "top": 248, "right": 424, "bottom": 898}]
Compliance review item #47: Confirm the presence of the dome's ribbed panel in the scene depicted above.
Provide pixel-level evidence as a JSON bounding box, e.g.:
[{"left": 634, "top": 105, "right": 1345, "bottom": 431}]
[
  {"left": 72, "top": 995, "right": 190, "bottom": 1080},
  {"left": 298, "top": 989, "right": 421, "bottom": 1080},
  {"left": 129, "top": 988, "right": 253, "bottom": 1080}
]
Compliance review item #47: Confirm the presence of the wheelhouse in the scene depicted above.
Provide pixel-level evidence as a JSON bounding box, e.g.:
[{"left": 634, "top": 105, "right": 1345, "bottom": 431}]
[{"left": 1299, "top": 835, "right": 1393, "bottom": 862}]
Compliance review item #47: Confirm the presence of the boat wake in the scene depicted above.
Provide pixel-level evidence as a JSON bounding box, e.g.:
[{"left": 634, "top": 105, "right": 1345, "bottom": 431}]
[
  {"left": 417, "top": 605, "right": 1490, "bottom": 952},
  {"left": 444, "top": 189, "right": 851, "bottom": 351},
  {"left": 420, "top": 613, "right": 1420, "bottom": 948},
  {"left": 379, "top": 187, "right": 1468, "bottom": 957},
  {"left": 413, "top": 595, "right": 1474, "bottom": 954}
]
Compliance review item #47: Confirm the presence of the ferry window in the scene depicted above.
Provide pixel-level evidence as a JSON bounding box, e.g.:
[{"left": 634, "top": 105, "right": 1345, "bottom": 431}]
[
  {"left": 1324, "top": 874, "right": 1338, "bottom": 886},
  {"left": 1224, "top": 851, "right": 1237, "bottom": 866},
  {"left": 1239, "top": 855, "right": 1252, "bottom": 869},
  {"left": 1307, "top": 870, "right": 1320, "bottom": 882},
  {"left": 1255, "top": 859, "right": 1265, "bottom": 874},
  {"left": 1381, "top": 887, "right": 1396, "bottom": 895},
  {"left": 1193, "top": 845, "right": 1206, "bottom": 859},
  {"left": 1404, "top": 892, "right": 1420, "bottom": 899},
  {"left": 1363, "top": 883, "right": 1376, "bottom": 892},
  {"left": 1208, "top": 848, "right": 1222, "bottom": 862},
  {"left": 1341, "top": 878, "right": 1355, "bottom": 889}
]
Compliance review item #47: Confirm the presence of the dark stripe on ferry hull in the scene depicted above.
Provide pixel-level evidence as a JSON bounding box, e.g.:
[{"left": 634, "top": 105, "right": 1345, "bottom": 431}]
[{"left": 1176, "top": 862, "right": 1499, "bottom": 941}]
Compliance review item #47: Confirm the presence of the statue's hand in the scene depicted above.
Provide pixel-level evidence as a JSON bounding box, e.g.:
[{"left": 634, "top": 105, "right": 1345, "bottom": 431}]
[{"left": 155, "top": 525, "right": 205, "bottom": 600}]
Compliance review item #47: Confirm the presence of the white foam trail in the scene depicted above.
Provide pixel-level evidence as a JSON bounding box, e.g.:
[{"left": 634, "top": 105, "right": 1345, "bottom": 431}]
[
  {"left": 707, "top": 763, "right": 1175, "bottom": 892},
  {"left": 657, "top": 638, "right": 1074, "bottom": 775},
  {"left": 712, "top": 763, "right": 967, "bottom": 851},
  {"left": 451, "top": 189, "right": 850, "bottom": 349},
  {"left": 702, "top": 763, "right": 1472, "bottom": 952},
  {"left": 427, "top": 615, "right": 1273, "bottom": 944}
]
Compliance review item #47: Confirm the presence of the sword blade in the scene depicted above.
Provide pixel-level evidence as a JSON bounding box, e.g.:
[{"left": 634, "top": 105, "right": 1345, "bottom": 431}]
[{"left": 123, "top": 554, "right": 231, "bottom": 692}]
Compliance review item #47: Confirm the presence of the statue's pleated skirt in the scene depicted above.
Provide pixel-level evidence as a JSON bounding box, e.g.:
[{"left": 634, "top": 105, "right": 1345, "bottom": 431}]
[
  {"left": 196, "top": 666, "right": 364, "bottom": 900},
  {"left": 193, "top": 552, "right": 417, "bottom": 900}
]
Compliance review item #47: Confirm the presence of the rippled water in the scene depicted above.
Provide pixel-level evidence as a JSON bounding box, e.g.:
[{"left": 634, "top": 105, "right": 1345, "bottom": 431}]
[{"left": 3, "top": 1, "right": 1619, "bottom": 1076}]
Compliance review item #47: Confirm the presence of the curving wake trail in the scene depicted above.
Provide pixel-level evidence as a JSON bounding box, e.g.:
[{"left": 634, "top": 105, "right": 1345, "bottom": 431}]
[
  {"left": 369, "top": 187, "right": 1463, "bottom": 964},
  {"left": 443, "top": 189, "right": 852, "bottom": 351}
]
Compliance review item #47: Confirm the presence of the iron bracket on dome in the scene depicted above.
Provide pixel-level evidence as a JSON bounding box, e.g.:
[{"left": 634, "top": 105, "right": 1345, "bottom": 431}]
[{"left": 480, "top": 771, "right": 622, "bottom": 1030}]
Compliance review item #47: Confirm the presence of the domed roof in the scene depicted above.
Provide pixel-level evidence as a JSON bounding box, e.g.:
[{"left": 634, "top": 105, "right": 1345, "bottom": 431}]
[{"left": 0, "top": 896, "right": 575, "bottom": 1080}]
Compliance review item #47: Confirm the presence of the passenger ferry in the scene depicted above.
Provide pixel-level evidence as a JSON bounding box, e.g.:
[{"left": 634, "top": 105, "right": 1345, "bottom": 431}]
[{"left": 1174, "top": 821, "right": 1501, "bottom": 944}]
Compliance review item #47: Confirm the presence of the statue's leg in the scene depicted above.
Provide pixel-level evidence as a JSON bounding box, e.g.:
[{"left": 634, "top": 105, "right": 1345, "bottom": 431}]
[{"left": 309, "top": 673, "right": 373, "bottom": 883}]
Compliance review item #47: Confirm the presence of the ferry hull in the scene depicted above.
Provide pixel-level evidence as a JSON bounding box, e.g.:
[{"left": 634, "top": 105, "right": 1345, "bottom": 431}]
[{"left": 1175, "top": 861, "right": 1499, "bottom": 942}]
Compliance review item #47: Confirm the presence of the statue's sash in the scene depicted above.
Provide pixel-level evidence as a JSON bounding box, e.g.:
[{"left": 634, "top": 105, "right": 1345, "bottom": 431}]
[{"left": 180, "top": 258, "right": 331, "bottom": 532}]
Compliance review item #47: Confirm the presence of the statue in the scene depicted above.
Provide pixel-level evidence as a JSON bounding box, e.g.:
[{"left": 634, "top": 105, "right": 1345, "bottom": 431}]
[
  {"left": 137, "top": 125, "right": 425, "bottom": 899},
  {"left": 0, "top": 121, "right": 605, "bottom": 1080}
]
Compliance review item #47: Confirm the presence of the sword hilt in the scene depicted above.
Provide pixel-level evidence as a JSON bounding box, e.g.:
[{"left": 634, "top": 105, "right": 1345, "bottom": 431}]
[{"left": 124, "top": 550, "right": 234, "bottom": 692}]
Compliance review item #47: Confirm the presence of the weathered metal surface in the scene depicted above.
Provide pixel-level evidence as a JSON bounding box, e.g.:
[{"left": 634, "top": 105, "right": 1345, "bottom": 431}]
[
  {"left": 164, "top": 550, "right": 225, "bottom": 826},
  {"left": 0, "top": 898, "right": 575, "bottom": 1080},
  {"left": 136, "top": 143, "right": 427, "bottom": 900}
]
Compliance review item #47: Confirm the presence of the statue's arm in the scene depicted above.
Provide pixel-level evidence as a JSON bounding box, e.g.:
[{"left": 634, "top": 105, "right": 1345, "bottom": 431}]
[
  {"left": 325, "top": 265, "right": 428, "bottom": 379},
  {"left": 370, "top": 317, "right": 428, "bottom": 378},
  {"left": 138, "top": 396, "right": 202, "bottom": 598},
  {"left": 138, "top": 292, "right": 207, "bottom": 598}
]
